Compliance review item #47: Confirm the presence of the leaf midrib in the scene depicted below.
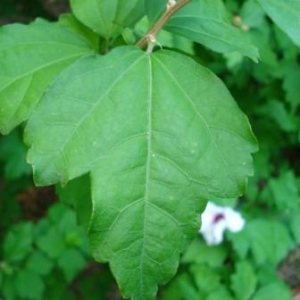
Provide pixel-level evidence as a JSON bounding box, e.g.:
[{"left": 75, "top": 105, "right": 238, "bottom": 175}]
[{"left": 138, "top": 53, "right": 153, "bottom": 296}]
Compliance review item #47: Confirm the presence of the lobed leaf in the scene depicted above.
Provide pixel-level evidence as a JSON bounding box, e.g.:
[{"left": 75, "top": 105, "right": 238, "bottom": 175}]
[
  {"left": 0, "top": 19, "right": 96, "bottom": 134},
  {"left": 70, "top": 0, "right": 145, "bottom": 40},
  {"left": 25, "top": 47, "right": 257, "bottom": 299},
  {"left": 257, "top": 0, "right": 300, "bottom": 47},
  {"left": 164, "top": 0, "right": 259, "bottom": 61}
]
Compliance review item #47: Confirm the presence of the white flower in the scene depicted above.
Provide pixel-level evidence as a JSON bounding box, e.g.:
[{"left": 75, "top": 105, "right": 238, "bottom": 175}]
[{"left": 199, "top": 201, "right": 245, "bottom": 246}]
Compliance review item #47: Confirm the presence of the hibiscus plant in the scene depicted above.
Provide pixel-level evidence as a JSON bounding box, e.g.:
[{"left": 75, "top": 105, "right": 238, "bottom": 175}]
[{"left": 0, "top": 0, "right": 299, "bottom": 299}]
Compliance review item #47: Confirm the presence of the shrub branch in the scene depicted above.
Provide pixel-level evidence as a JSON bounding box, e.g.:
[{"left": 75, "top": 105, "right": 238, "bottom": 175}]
[{"left": 136, "top": 0, "right": 191, "bottom": 50}]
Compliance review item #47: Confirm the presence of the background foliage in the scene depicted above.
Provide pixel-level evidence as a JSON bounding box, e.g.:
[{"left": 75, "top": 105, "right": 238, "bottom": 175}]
[{"left": 0, "top": 0, "right": 300, "bottom": 299}]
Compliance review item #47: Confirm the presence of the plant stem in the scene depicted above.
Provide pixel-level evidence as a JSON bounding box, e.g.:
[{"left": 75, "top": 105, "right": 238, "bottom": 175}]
[{"left": 136, "top": 0, "right": 192, "bottom": 49}]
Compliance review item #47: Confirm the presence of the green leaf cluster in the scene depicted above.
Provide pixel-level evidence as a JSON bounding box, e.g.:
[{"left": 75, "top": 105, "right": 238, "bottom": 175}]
[
  {"left": 0, "top": 203, "right": 90, "bottom": 300},
  {"left": 162, "top": 227, "right": 292, "bottom": 300}
]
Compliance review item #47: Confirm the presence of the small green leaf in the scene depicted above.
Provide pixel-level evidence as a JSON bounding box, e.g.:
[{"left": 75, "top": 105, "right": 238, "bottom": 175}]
[
  {"left": 36, "top": 229, "right": 66, "bottom": 259},
  {"left": 252, "top": 282, "right": 291, "bottom": 300},
  {"left": 246, "top": 21, "right": 277, "bottom": 70},
  {"left": 269, "top": 171, "right": 300, "bottom": 211},
  {"left": 257, "top": 0, "right": 300, "bottom": 47},
  {"left": 122, "top": 27, "right": 137, "bottom": 45},
  {"left": 57, "top": 175, "right": 92, "bottom": 230},
  {"left": 25, "top": 47, "right": 257, "bottom": 299},
  {"left": 157, "top": 30, "right": 195, "bottom": 55},
  {"left": 0, "top": 128, "right": 31, "bottom": 179},
  {"left": 26, "top": 251, "right": 54, "bottom": 276},
  {"left": 161, "top": 273, "right": 199, "bottom": 300},
  {"left": 0, "top": 20, "right": 95, "bottom": 134},
  {"left": 57, "top": 14, "right": 100, "bottom": 50},
  {"left": 58, "top": 249, "right": 86, "bottom": 282},
  {"left": 259, "top": 99, "right": 298, "bottom": 132},
  {"left": 190, "top": 264, "right": 223, "bottom": 295},
  {"left": 15, "top": 269, "right": 44, "bottom": 300},
  {"left": 48, "top": 202, "right": 68, "bottom": 223},
  {"left": 182, "top": 238, "right": 227, "bottom": 268},
  {"left": 240, "top": 0, "right": 265, "bottom": 28},
  {"left": 70, "top": 0, "right": 144, "bottom": 39},
  {"left": 178, "top": 274, "right": 200, "bottom": 300},
  {"left": 56, "top": 207, "right": 77, "bottom": 235},
  {"left": 230, "top": 260, "right": 257, "bottom": 300},
  {"left": 2, "top": 275, "right": 17, "bottom": 300},
  {"left": 164, "top": 0, "right": 259, "bottom": 61},
  {"left": 4, "top": 223, "right": 33, "bottom": 263},
  {"left": 227, "top": 230, "right": 250, "bottom": 259},
  {"left": 206, "top": 287, "right": 235, "bottom": 300},
  {"left": 245, "top": 220, "right": 293, "bottom": 265}
]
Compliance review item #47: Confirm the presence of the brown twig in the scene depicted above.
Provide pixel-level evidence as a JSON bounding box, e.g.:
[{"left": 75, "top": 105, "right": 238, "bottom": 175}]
[{"left": 136, "top": 0, "right": 192, "bottom": 49}]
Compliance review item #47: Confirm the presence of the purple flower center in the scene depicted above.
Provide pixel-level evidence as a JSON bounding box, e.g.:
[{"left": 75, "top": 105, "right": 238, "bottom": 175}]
[{"left": 213, "top": 213, "right": 224, "bottom": 224}]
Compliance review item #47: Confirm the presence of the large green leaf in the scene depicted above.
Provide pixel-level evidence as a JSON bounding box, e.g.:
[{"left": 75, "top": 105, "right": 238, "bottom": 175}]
[
  {"left": 70, "top": 0, "right": 144, "bottom": 40},
  {"left": 25, "top": 47, "right": 257, "bottom": 299},
  {"left": 0, "top": 18, "right": 96, "bottom": 134},
  {"left": 164, "top": 0, "right": 259, "bottom": 61},
  {"left": 257, "top": 0, "right": 300, "bottom": 47}
]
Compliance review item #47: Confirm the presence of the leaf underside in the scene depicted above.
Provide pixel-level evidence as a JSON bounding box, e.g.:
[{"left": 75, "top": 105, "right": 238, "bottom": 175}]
[{"left": 25, "top": 47, "right": 257, "bottom": 299}]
